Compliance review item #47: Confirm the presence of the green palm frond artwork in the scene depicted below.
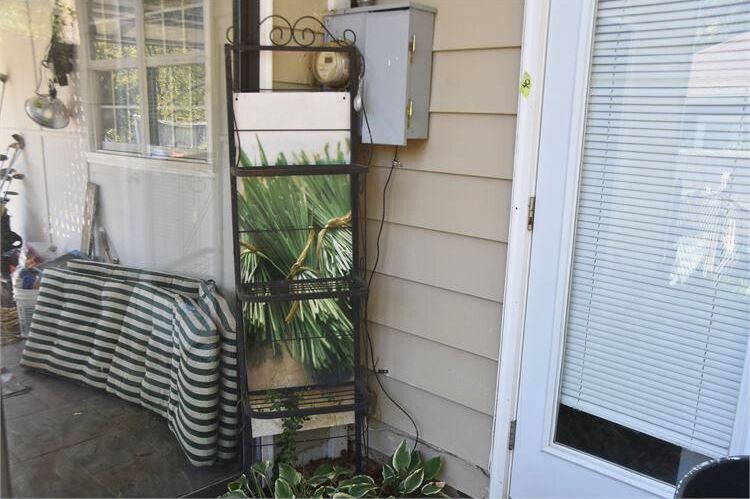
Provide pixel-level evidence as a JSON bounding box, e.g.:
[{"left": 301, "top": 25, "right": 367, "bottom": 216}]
[
  {"left": 238, "top": 137, "right": 354, "bottom": 383},
  {"left": 239, "top": 135, "right": 350, "bottom": 169}
]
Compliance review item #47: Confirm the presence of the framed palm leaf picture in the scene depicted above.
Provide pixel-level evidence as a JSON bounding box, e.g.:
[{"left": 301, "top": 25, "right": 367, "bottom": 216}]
[{"left": 234, "top": 92, "right": 357, "bottom": 437}]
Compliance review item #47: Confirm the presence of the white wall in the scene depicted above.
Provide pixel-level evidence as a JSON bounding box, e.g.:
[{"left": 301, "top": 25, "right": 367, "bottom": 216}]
[
  {"left": 1, "top": 0, "right": 85, "bottom": 251},
  {"left": 0, "top": 0, "right": 235, "bottom": 289}
]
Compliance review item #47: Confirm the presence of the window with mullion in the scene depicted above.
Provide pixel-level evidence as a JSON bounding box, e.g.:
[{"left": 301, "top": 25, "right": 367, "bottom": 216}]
[
  {"left": 87, "top": 0, "right": 207, "bottom": 161},
  {"left": 146, "top": 62, "right": 207, "bottom": 160},
  {"left": 96, "top": 68, "right": 140, "bottom": 152}
]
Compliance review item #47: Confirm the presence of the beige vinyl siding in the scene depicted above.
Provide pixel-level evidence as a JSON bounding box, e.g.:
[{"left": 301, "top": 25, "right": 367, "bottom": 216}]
[
  {"left": 366, "top": 221, "right": 508, "bottom": 302},
  {"left": 273, "top": 0, "right": 327, "bottom": 23},
  {"left": 431, "top": 49, "right": 520, "bottom": 114},
  {"left": 370, "top": 374, "right": 495, "bottom": 467},
  {"left": 429, "top": 0, "right": 523, "bottom": 51},
  {"left": 370, "top": 113, "right": 517, "bottom": 179},
  {"left": 368, "top": 274, "right": 501, "bottom": 360},
  {"left": 272, "top": 0, "right": 327, "bottom": 87},
  {"left": 364, "top": 1, "right": 523, "bottom": 496},
  {"left": 366, "top": 166, "right": 512, "bottom": 241},
  {"left": 369, "top": 323, "right": 499, "bottom": 415}
]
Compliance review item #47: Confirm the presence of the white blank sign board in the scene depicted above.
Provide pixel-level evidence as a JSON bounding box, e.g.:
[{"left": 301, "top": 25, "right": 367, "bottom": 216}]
[
  {"left": 233, "top": 92, "right": 351, "bottom": 166},
  {"left": 233, "top": 92, "right": 350, "bottom": 130}
]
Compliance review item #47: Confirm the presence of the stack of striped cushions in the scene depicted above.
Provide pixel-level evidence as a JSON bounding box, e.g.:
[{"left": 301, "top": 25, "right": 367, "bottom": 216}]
[{"left": 20, "top": 259, "right": 238, "bottom": 466}]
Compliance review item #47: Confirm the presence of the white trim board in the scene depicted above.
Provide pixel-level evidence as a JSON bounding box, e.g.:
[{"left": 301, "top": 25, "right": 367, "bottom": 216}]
[{"left": 487, "top": 1, "right": 551, "bottom": 497}]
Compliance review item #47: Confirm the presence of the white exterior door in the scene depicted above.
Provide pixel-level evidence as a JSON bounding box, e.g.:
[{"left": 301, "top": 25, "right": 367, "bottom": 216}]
[{"left": 509, "top": 0, "right": 750, "bottom": 497}]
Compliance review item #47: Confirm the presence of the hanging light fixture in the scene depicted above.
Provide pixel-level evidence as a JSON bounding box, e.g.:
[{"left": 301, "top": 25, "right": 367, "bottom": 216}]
[
  {"left": 23, "top": 0, "right": 76, "bottom": 129},
  {"left": 25, "top": 81, "right": 70, "bottom": 129}
]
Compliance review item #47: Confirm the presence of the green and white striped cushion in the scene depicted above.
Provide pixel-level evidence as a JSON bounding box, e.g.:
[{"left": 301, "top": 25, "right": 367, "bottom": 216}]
[{"left": 20, "top": 260, "right": 238, "bottom": 466}]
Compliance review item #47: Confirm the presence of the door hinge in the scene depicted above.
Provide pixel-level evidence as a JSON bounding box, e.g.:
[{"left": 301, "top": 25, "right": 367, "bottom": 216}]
[
  {"left": 406, "top": 98, "right": 414, "bottom": 127},
  {"left": 527, "top": 196, "right": 536, "bottom": 231},
  {"left": 409, "top": 34, "right": 416, "bottom": 62},
  {"left": 508, "top": 419, "right": 517, "bottom": 450}
]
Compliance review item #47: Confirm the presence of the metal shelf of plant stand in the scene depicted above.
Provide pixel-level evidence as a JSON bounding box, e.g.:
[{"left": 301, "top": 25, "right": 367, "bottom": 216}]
[
  {"left": 238, "top": 275, "right": 366, "bottom": 303},
  {"left": 231, "top": 163, "right": 368, "bottom": 177},
  {"left": 245, "top": 381, "right": 369, "bottom": 419}
]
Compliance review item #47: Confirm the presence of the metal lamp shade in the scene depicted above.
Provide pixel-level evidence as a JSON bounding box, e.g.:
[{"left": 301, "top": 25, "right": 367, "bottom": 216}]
[{"left": 25, "top": 93, "right": 70, "bottom": 129}]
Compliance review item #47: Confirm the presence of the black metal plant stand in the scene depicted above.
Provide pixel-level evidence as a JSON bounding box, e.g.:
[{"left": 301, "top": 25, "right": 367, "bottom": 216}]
[{"left": 225, "top": 39, "right": 369, "bottom": 473}]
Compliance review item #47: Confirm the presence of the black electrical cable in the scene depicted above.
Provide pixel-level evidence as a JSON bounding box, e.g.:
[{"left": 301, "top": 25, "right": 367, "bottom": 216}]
[
  {"left": 359, "top": 89, "right": 421, "bottom": 454},
  {"left": 359, "top": 82, "right": 374, "bottom": 462}
]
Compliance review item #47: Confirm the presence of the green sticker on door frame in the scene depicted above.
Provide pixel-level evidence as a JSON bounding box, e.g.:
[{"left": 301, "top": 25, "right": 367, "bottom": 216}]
[{"left": 520, "top": 71, "right": 532, "bottom": 99}]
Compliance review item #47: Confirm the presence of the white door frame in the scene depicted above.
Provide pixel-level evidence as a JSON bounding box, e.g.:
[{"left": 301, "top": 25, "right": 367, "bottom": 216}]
[{"left": 487, "top": 1, "right": 551, "bottom": 497}]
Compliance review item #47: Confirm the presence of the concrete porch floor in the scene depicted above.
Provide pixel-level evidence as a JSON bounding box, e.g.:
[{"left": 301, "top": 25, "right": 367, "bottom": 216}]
[{"left": 1, "top": 341, "right": 238, "bottom": 498}]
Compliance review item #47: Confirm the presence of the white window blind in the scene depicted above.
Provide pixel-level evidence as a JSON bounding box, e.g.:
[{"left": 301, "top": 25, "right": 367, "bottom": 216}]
[{"left": 560, "top": 0, "right": 750, "bottom": 458}]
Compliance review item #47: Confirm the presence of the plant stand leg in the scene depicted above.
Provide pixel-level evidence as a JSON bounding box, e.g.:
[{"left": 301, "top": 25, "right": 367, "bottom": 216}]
[
  {"left": 354, "top": 412, "right": 364, "bottom": 473},
  {"left": 242, "top": 417, "right": 254, "bottom": 470}
]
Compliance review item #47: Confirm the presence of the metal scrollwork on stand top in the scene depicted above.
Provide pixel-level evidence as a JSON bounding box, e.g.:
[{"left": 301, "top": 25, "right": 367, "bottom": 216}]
[{"left": 259, "top": 15, "right": 356, "bottom": 47}]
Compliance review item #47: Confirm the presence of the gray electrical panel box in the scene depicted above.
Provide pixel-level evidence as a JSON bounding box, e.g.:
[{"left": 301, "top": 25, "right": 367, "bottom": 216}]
[{"left": 325, "top": 2, "right": 436, "bottom": 146}]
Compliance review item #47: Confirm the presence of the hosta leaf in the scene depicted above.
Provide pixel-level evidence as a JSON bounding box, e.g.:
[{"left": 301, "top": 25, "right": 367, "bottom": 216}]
[
  {"left": 250, "top": 460, "right": 273, "bottom": 486},
  {"left": 399, "top": 468, "right": 424, "bottom": 495},
  {"left": 228, "top": 474, "right": 247, "bottom": 492},
  {"left": 422, "top": 456, "right": 442, "bottom": 481},
  {"left": 219, "top": 491, "right": 248, "bottom": 498},
  {"left": 274, "top": 479, "right": 295, "bottom": 499},
  {"left": 421, "top": 482, "right": 446, "bottom": 496},
  {"left": 278, "top": 463, "right": 302, "bottom": 486},
  {"left": 382, "top": 464, "right": 397, "bottom": 487},
  {"left": 250, "top": 461, "right": 272, "bottom": 476},
  {"left": 333, "top": 465, "right": 353, "bottom": 480},
  {"left": 306, "top": 475, "right": 329, "bottom": 487},
  {"left": 332, "top": 493, "right": 355, "bottom": 499},
  {"left": 408, "top": 451, "right": 423, "bottom": 474},
  {"left": 307, "top": 476, "right": 328, "bottom": 487},
  {"left": 339, "top": 475, "right": 375, "bottom": 487},
  {"left": 311, "top": 487, "right": 326, "bottom": 498},
  {"left": 312, "top": 462, "right": 335, "bottom": 480},
  {"left": 307, "top": 464, "right": 335, "bottom": 488},
  {"left": 347, "top": 483, "right": 378, "bottom": 498},
  {"left": 392, "top": 441, "right": 411, "bottom": 475}
]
